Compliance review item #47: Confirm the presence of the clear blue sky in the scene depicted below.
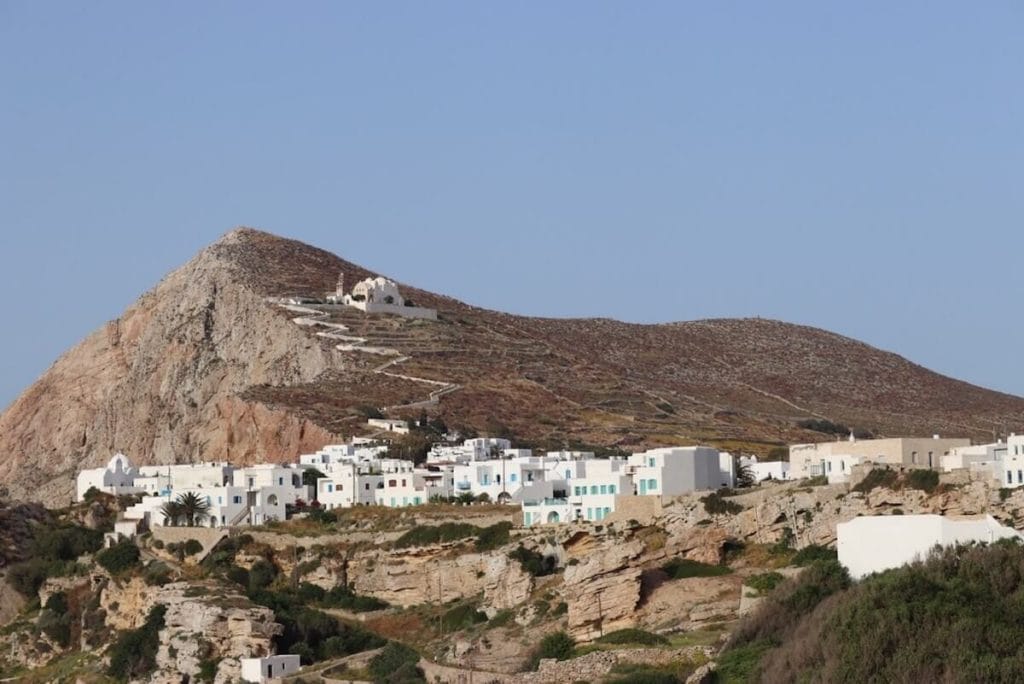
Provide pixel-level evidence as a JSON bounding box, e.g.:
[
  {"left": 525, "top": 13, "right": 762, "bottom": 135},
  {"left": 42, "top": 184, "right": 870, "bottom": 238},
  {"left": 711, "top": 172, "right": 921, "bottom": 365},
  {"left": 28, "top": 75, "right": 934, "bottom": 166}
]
[{"left": 2, "top": 2, "right": 1022, "bottom": 409}]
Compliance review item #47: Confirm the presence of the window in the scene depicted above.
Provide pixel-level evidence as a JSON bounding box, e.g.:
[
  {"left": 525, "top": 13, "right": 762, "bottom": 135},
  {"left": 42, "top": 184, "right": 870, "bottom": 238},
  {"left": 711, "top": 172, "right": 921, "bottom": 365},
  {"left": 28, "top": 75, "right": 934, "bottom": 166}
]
[
  {"left": 510, "top": 473, "right": 518, "bottom": 483},
  {"left": 388, "top": 479, "right": 397, "bottom": 487},
  {"left": 401, "top": 479, "right": 406, "bottom": 487},
  {"left": 827, "top": 462, "right": 832, "bottom": 472},
  {"left": 599, "top": 485, "right": 607, "bottom": 494},
  {"left": 365, "top": 483, "right": 370, "bottom": 490},
  {"left": 402, "top": 497, "right": 408, "bottom": 506},
  {"left": 233, "top": 495, "right": 242, "bottom": 504},
  {"left": 647, "top": 478, "right": 657, "bottom": 490},
  {"left": 590, "top": 485, "right": 598, "bottom": 495},
  {"left": 565, "top": 469, "right": 571, "bottom": 479},
  {"left": 278, "top": 477, "right": 284, "bottom": 485},
  {"left": 1018, "top": 470, "right": 1022, "bottom": 484},
  {"left": 217, "top": 496, "right": 223, "bottom": 504},
  {"left": 390, "top": 497, "right": 396, "bottom": 506},
  {"left": 649, "top": 457, "right": 656, "bottom": 467},
  {"left": 609, "top": 485, "right": 616, "bottom": 494},
  {"left": 587, "top": 507, "right": 593, "bottom": 520},
  {"left": 1008, "top": 471, "right": 1013, "bottom": 483},
  {"left": 496, "top": 474, "right": 501, "bottom": 483},
  {"left": 327, "top": 484, "right": 334, "bottom": 493},
  {"left": 604, "top": 506, "right": 611, "bottom": 517}
]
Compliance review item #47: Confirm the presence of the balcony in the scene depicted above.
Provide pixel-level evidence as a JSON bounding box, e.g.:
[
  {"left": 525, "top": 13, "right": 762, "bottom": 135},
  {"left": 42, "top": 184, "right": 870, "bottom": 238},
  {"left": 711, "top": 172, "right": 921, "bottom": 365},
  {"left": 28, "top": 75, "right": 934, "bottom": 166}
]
[{"left": 522, "top": 497, "right": 569, "bottom": 507}]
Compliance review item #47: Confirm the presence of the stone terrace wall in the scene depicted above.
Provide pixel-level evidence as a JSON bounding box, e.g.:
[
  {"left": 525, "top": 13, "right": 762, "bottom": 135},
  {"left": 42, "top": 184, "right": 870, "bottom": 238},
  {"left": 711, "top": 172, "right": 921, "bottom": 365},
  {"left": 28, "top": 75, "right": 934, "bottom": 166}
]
[{"left": 151, "top": 526, "right": 228, "bottom": 558}]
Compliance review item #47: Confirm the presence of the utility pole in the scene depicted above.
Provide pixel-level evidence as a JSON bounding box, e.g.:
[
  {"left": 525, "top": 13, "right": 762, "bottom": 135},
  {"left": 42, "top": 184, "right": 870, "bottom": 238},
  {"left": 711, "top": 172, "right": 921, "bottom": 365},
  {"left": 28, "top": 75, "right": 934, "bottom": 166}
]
[{"left": 437, "top": 572, "right": 443, "bottom": 637}]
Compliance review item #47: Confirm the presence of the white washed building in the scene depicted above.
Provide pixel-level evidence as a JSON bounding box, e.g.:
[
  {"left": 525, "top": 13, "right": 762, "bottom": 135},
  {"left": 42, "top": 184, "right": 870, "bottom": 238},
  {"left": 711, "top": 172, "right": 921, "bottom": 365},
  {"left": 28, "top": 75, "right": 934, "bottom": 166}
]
[
  {"left": 837, "top": 514, "right": 1023, "bottom": 580},
  {"left": 241, "top": 655, "right": 301, "bottom": 683},
  {"left": 331, "top": 275, "right": 438, "bottom": 320},
  {"left": 739, "top": 455, "right": 792, "bottom": 482},
  {"left": 627, "top": 446, "right": 722, "bottom": 496},
  {"left": 76, "top": 453, "right": 142, "bottom": 501}
]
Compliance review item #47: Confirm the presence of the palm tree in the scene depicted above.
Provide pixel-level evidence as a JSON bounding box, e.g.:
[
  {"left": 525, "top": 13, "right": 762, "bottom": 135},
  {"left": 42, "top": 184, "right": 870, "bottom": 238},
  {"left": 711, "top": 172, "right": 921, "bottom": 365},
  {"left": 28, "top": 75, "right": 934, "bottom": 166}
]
[
  {"left": 160, "top": 500, "right": 184, "bottom": 527},
  {"left": 175, "top": 492, "right": 211, "bottom": 527}
]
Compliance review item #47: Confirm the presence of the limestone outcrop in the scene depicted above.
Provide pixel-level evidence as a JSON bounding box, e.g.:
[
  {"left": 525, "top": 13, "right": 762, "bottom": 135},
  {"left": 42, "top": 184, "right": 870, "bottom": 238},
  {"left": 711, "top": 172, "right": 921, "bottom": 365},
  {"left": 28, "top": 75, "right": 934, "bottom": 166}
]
[
  {"left": 562, "top": 536, "right": 647, "bottom": 640},
  {"left": 0, "top": 229, "right": 345, "bottom": 506},
  {"left": 102, "top": 578, "right": 280, "bottom": 684}
]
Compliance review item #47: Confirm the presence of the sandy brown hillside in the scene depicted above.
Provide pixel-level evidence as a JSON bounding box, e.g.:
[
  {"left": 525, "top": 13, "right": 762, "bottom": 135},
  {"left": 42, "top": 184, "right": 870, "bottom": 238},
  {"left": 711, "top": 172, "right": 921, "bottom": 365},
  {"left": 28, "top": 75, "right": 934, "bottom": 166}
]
[{"left": 2, "top": 227, "right": 1023, "bottom": 505}]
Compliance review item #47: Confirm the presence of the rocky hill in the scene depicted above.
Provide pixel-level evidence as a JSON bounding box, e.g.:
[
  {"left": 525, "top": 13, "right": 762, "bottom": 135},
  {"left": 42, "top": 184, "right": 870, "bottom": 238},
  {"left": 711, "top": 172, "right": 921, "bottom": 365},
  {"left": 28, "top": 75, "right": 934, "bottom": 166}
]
[{"left": 2, "top": 227, "right": 1023, "bottom": 505}]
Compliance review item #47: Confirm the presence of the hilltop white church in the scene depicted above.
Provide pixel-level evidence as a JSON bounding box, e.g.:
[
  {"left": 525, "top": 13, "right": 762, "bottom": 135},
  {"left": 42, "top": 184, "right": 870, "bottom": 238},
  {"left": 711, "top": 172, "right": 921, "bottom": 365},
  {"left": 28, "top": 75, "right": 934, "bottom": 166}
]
[{"left": 326, "top": 273, "right": 436, "bottom": 320}]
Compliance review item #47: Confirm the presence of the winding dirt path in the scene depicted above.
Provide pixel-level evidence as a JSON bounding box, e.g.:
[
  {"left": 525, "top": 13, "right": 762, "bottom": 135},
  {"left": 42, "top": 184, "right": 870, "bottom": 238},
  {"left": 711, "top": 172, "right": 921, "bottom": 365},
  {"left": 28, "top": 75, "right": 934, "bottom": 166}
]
[{"left": 278, "top": 303, "right": 461, "bottom": 411}]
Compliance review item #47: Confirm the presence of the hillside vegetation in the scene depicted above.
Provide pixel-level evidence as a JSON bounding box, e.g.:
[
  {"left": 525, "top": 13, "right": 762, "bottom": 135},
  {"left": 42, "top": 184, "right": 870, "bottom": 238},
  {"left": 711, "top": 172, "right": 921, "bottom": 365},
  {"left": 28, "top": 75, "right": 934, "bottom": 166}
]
[{"left": 719, "top": 541, "right": 1024, "bottom": 683}]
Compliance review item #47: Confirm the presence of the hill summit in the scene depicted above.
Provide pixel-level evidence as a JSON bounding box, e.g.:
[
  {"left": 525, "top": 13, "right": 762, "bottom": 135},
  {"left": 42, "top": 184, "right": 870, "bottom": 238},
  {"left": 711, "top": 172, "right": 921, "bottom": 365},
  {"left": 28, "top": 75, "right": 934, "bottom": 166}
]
[{"left": 1, "top": 227, "right": 1022, "bottom": 504}]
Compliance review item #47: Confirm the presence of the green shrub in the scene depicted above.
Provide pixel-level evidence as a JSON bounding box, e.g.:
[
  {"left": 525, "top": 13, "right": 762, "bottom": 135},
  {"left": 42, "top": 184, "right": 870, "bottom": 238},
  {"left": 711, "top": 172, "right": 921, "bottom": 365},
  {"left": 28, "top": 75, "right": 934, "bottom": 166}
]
[
  {"left": 226, "top": 565, "right": 250, "bottom": 587},
  {"left": 369, "top": 641, "right": 423, "bottom": 682},
  {"left": 796, "top": 418, "right": 849, "bottom": 436},
  {"left": 609, "top": 660, "right": 701, "bottom": 684},
  {"left": 724, "top": 543, "right": 1024, "bottom": 682},
  {"left": 596, "top": 628, "right": 669, "bottom": 646},
  {"left": 39, "top": 592, "right": 72, "bottom": 648},
  {"left": 320, "top": 585, "right": 389, "bottom": 612},
  {"left": 475, "top": 521, "right": 513, "bottom": 551},
  {"left": 307, "top": 507, "right": 339, "bottom": 525},
  {"left": 6, "top": 522, "right": 104, "bottom": 598},
  {"left": 107, "top": 604, "right": 166, "bottom": 681},
  {"left": 488, "top": 609, "right": 515, "bottom": 627},
  {"left": 509, "top": 545, "right": 557, "bottom": 576},
  {"left": 661, "top": 558, "right": 732, "bottom": 579},
  {"left": 183, "top": 539, "right": 204, "bottom": 556},
  {"left": 197, "top": 657, "right": 218, "bottom": 682},
  {"left": 852, "top": 468, "right": 898, "bottom": 494},
  {"left": 701, "top": 492, "right": 743, "bottom": 516},
  {"left": 527, "top": 631, "right": 576, "bottom": 670},
  {"left": 7, "top": 558, "right": 53, "bottom": 598},
  {"left": 441, "top": 603, "right": 488, "bottom": 632},
  {"left": 96, "top": 540, "right": 141, "bottom": 574},
  {"left": 248, "top": 559, "right": 278, "bottom": 592},
  {"left": 745, "top": 572, "right": 785, "bottom": 597},
  {"left": 904, "top": 469, "right": 939, "bottom": 494},
  {"left": 803, "top": 475, "right": 828, "bottom": 486},
  {"left": 247, "top": 585, "right": 384, "bottom": 665},
  {"left": 790, "top": 544, "right": 837, "bottom": 567},
  {"left": 715, "top": 640, "right": 773, "bottom": 684},
  {"left": 723, "top": 559, "right": 849, "bottom": 679},
  {"left": 394, "top": 523, "right": 480, "bottom": 549},
  {"left": 144, "top": 562, "right": 172, "bottom": 586},
  {"left": 32, "top": 524, "right": 104, "bottom": 561}
]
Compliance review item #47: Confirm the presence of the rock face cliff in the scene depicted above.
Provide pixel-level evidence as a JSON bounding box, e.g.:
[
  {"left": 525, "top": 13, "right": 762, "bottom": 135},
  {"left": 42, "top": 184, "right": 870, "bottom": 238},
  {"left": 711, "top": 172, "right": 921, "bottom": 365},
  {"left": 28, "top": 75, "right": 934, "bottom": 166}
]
[
  {"left": 4, "top": 227, "right": 1024, "bottom": 505},
  {"left": 0, "top": 230, "right": 347, "bottom": 505}
]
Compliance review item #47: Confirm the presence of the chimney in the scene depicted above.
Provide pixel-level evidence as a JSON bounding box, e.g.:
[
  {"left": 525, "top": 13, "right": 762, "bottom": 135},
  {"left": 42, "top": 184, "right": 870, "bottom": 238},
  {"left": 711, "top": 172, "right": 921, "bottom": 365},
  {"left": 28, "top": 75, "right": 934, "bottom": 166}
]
[
  {"left": 933, "top": 434, "right": 940, "bottom": 440},
  {"left": 336, "top": 271, "right": 345, "bottom": 297}
]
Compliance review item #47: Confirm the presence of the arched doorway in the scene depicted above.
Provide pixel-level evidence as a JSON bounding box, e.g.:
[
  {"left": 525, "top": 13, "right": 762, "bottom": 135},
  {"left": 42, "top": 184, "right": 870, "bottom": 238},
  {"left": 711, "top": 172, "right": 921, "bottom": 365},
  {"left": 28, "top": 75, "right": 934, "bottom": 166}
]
[{"left": 547, "top": 511, "right": 560, "bottom": 523}]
